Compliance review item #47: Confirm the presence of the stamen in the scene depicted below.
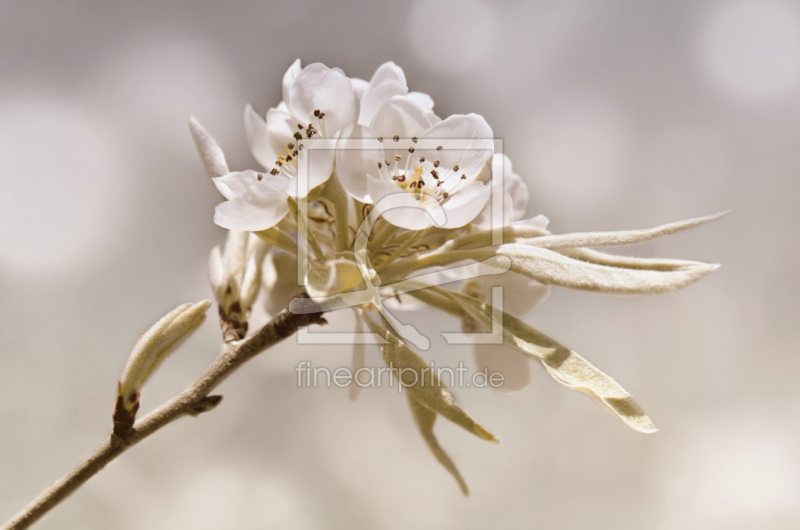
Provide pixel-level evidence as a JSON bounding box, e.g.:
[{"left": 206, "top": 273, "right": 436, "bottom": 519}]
[
  {"left": 396, "top": 175, "right": 405, "bottom": 183},
  {"left": 408, "top": 147, "right": 415, "bottom": 153},
  {"left": 377, "top": 136, "right": 383, "bottom": 142},
  {"left": 385, "top": 160, "right": 391, "bottom": 166},
  {"left": 431, "top": 169, "right": 439, "bottom": 179},
  {"left": 288, "top": 142, "right": 294, "bottom": 150},
  {"left": 433, "top": 160, "right": 440, "bottom": 168},
  {"left": 443, "top": 192, "right": 449, "bottom": 198},
  {"left": 257, "top": 173, "right": 263, "bottom": 181},
  {"left": 314, "top": 109, "right": 320, "bottom": 117},
  {"left": 395, "top": 154, "right": 402, "bottom": 161},
  {"left": 453, "top": 165, "right": 459, "bottom": 172},
  {"left": 294, "top": 132, "right": 302, "bottom": 140},
  {"left": 436, "top": 145, "right": 443, "bottom": 150},
  {"left": 297, "top": 124, "right": 304, "bottom": 129},
  {"left": 411, "top": 136, "right": 418, "bottom": 143},
  {"left": 460, "top": 174, "right": 467, "bottom": 179},
  {"left": 270, "top": 168, "right": 279, "bottom": 175},
  {"left": 393, "top": 135, "right": 400, "bottom": 142},
  {"left": 419, "top": 157, "right": 425, "bottom": 163}
]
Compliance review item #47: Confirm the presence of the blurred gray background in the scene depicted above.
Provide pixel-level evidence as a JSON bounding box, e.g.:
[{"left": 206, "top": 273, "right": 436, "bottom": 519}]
[{"left": 1, "top": 0, "right": 799, "bottom": 528}]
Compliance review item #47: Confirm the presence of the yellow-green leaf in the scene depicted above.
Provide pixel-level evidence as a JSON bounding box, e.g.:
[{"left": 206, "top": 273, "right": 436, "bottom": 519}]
[
  {"left": 442, "top": 289, "right": 657, "bottom": 434},
  {"left": 361, "top": 312, "right": 499, "bottom": 443},
  {"left": 407, "top": 393, "right": 469, "bottom": 495}
]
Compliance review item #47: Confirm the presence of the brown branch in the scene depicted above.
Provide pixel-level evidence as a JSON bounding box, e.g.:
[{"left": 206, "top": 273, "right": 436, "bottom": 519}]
[{"left": 1, "top": 299, "right": 326, "bottom": 530}]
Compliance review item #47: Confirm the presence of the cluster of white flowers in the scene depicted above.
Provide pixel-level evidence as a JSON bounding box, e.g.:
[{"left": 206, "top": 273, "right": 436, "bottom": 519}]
[{"left": 190, "top": 59, "right": 723, "bottom": 494}]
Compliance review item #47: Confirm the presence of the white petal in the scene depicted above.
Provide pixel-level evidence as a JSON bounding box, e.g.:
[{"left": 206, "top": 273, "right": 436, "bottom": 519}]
[
  {"left": 367, "top": 176, "right": 437, "bottom": 230},
  {"left": 359, "top": 80, "right": 408, "bottom": 126},
  {"left": 289, "top": 64, "right": 357, "bottom": 135},
  {"left": 245, "top": 106, "right": 296, "bottom": 171},
  {"left": 293, "top": 136, "right": 336, "bottom": 197},
  {"left": 513, "top": 214, "right": 549, "bottom": 229},
  {"left": 474, "top": 344, "right": 531, "bottom": 394},
  {"left": 407, "top": 91, "right": 434, "bottom": 114},
  {"left": 282, "top": 58, "right": 302, "bottom": 109},
  {"left": 494, "top": 155, "right": 528, "bottom": 221},
  {"left": 427, "top": 112, "right": 443, "bottom": 125},
  {"left": 369, "top": 61, "right": 407, "bottom": 88},
  {"left": 419, "top": 114, "right": 493, "bottom": 187},
  {"left": 440, "top": 181, "right": 492, "bottom": 228},
  {"left": 189, "top": 116, "right": 228, "bottom": 178},
  {"left": 350, "top": 77, "right": 370, "bottom": 99},
  {"left": 212, "top": 170, "right": 261, "bottom": 200},
  {"left": 214, "top": 175, "right": 291, "bottom": 231},
  {"left": 469, "top": 270, "right": 550, "bottom": 317},
  {"left": 370, "top": 95, "right": 432, "bottom": 139},
  {"left": 472, "top": 190, "right": 515, "bottom": 230},
  {"left": 335, "top": 123, "right": 382, "bottom": 202}
]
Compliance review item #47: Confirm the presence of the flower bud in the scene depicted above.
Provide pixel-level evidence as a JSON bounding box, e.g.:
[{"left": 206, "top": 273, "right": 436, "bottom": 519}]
[
  {"left": 189, "top": 116, "right": 229, "bottom": 179},
  {"left": 209, "top": 231, "right": 268, "bottom": 341},
  {"left": 115, "top": 300, "right": 212, "bottom": 435}
]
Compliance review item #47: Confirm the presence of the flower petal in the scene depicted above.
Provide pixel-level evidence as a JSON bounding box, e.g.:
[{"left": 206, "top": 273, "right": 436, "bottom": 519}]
[
  {"left": 370, "top": 95, "right": 432, "bottom": 139},
  {"left": 407, "top": 91, "right": 435, "bottom": 114},
  {"left": 293, "top": 135, "right": 336, "bottom": 197},
  {"left": 440, "top": 181, "right": 492, "bottom": 228},
  {"left": 335, "top": 123, "right": 382, "bottom": 202},
  {"left": 367, "top": 176, "right": 439, "bottom": 230},
  {"left": 495, "top": 155, "right": 528, "bottom": 221},
  {"left": 474, "top": 344, "right": 531, "bottom": 394},
  {"left": 289, "top": 64, "right": 357, "bottom": 136},
  {"left": 467, "top": 270, "right": 550, "bottom": 318},
  {"left": 513, "top": 214, "right": 549, "bottom": 229},
  {"left": 282, "top": 58, "right": 302, "bottom": 109},
  {"left": 359, "top": 80, "right": 408, "bottom": 126},
  {"left": 212, "top": 170, "right": 261, "bottom": 200},
  {"left": 419, "top": 114, "right": 493, "bottom": 187},
  {"left": 350, "top": 77, "right": 370, "bottom": 99},
  {"left": 214, "top": 175, "right": 291, "bottom": 231},
  {"left": 369, "top": 61, "right": 408, "bottom": 88},
  {"left": 244, "top": 105, "right": 295, "bottom": 170}
]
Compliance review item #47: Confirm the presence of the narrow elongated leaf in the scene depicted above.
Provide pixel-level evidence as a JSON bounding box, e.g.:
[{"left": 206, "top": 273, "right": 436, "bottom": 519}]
[
  {"left": 407, "top": 393, "right": 470, "bottom": 495},
  {"left": 441, "top": 289, "right": 657, "bottom": 434},
  {"left": 349, "top": 315, "right": 367, "bottom": 401},
  {"left": 558, "top": 247, "right": 707, "bottom": 271},
  {"left": 361, "top": 313, "right": 499, "bottom": 443},
  {"left": 382, "top": 245, "right": 718, "bottom": 295},
  {"left": 515, "top": 211, "right": 728, "bottom": 250},
  {"left": 499, "top": 244, "right": 718, "bottom": 294}
]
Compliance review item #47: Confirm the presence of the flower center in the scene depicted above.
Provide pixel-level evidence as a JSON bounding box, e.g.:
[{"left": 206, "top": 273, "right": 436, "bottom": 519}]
[
  {"left": 375, "top": 136, "right": 470, "bottom": 204},
  {"left": 268, "top": 109, "right": 328, "bottom": 177}
]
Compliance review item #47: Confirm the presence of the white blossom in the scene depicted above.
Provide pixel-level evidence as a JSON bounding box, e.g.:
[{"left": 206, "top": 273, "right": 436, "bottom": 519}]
[{"left": 336, "top": 103, "right": 494, "bottom": 229}]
